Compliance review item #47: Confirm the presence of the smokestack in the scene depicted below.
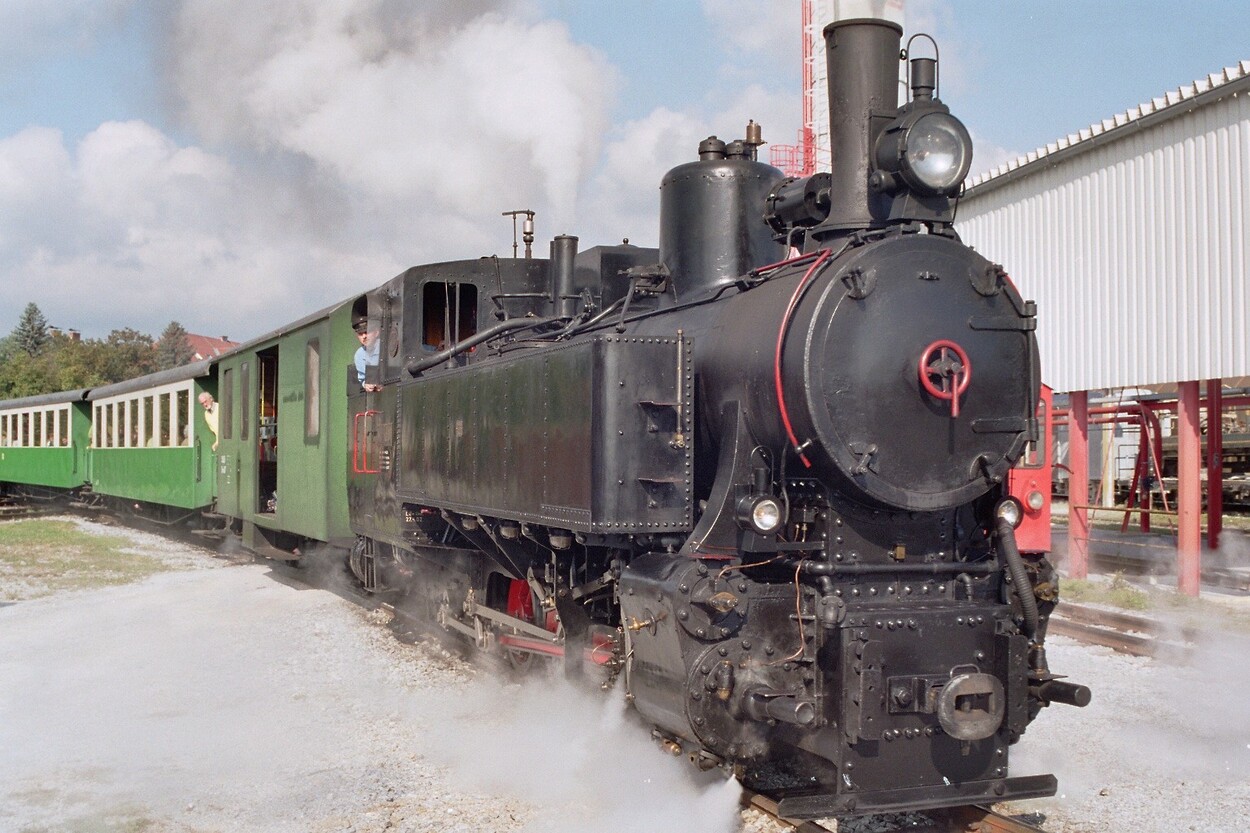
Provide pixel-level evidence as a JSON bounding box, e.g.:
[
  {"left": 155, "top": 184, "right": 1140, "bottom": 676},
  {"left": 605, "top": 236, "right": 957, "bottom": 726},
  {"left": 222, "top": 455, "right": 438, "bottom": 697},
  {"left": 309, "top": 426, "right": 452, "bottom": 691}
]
[
  {"left": 549, "top": 235, "right": 579, "bottom": 318},
  {"left": 809, "top": 18, "right": 902, "bottom": 243}
]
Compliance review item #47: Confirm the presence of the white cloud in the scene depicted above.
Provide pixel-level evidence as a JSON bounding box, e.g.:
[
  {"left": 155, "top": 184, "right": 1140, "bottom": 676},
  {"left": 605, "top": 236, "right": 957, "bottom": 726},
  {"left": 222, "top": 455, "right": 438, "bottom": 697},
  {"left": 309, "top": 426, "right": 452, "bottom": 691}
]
[
  {"left": 579, "top": 83, "right": 800, "bottom": 248},
  {"left": 0, "top": 127, "right": 76, "bottom": 254},
  {"left": 0, "top": 1, "right": 804, "bottom": 342},
  {"left": 0, "top": 0, "right": 622, "bottom": 340}
]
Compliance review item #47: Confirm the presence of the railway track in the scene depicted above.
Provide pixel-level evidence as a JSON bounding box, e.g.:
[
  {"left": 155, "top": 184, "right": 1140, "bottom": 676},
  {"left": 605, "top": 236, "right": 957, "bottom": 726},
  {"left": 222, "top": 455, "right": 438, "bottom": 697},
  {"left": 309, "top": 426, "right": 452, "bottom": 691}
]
[
  {"left": 0, "top": 500, "right": 61, "bottom": 520},
  {"left": 1049, "top": 600, "right": 1250, "bottom": 658},
  {"left": 1047, "top": 602, "right": 1168, "bottom": 657},
  {"left": 743, "top": 790, "right": 1049, "bottom": 833}
]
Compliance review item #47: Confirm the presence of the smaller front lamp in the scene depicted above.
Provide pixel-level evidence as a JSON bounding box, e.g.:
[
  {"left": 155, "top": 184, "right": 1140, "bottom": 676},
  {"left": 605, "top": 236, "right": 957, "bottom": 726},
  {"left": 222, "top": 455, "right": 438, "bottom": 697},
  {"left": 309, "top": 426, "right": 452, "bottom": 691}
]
[
  {"left": 995, "top": 497, "right": 1024, "bottom": 529},
  {"left": 737, "top": 494, "right": 784, "bottom": 535}
]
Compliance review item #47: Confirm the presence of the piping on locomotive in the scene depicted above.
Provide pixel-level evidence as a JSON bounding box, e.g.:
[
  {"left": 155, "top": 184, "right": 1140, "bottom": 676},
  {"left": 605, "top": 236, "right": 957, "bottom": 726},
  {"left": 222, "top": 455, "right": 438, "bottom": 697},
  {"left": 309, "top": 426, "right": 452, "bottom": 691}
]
[{"left": 344, "top": 18, "right": 1089, "bottom": 818}]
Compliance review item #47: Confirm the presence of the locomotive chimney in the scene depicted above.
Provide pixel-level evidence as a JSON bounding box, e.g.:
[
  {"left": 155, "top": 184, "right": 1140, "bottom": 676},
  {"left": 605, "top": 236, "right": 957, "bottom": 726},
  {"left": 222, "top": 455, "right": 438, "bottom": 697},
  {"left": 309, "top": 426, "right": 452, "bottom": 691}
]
[
  {"left": 549, "top": 234, "right": 579, "bottom": 318},
  {"left": 808, "top": 18, "right": 902, "bottom": 245}
]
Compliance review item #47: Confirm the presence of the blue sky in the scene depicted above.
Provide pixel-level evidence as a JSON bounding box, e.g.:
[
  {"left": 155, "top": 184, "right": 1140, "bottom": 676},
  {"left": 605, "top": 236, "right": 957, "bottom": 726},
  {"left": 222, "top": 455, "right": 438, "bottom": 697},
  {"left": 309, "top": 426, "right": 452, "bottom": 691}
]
[{"left": 0, "top": 0, "right": 1247, "bottom": 341}]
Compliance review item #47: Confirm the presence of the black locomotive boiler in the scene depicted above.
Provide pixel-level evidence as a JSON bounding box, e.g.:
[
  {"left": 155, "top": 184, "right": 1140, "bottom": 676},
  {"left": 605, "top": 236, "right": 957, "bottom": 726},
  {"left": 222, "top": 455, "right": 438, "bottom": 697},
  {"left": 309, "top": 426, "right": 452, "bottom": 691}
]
[{"left": 346, "top": 18, "right": 1088, "bottom": 817}]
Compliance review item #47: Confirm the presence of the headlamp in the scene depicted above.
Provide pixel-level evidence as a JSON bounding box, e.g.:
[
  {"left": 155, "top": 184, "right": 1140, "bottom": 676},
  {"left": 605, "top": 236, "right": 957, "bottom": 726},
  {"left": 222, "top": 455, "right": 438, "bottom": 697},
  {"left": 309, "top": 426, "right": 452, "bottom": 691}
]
[
  {"left": 737, "top": 494, "right": 784, "bottom": 535},
  {"left": 995, "top": 497, "right": 1024, "bottom": 528},
  {"left": 899, "top": 112, "right": 972, "bottom": 196},
  {"left": 875, "top": 107, "right": 973, "bottom": 199}
]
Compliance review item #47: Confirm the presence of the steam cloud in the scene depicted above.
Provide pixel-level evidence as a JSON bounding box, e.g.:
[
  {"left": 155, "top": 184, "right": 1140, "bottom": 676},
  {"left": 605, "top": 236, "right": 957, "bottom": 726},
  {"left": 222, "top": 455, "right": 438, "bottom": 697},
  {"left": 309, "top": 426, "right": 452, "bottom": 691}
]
[
  {"left": 0, "top": 0, "right": 799, "bottom": 342},
  {"left": 0, "top": 564, "right": 744, "bottom": 832}
]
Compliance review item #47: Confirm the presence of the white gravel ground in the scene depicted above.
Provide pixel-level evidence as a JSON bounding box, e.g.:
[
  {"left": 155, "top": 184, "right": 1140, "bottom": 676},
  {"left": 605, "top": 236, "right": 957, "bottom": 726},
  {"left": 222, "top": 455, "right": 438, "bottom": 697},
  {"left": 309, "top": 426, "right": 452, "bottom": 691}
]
[{"left": 1, "top": 519, "right": 1246, "bottom": 832}]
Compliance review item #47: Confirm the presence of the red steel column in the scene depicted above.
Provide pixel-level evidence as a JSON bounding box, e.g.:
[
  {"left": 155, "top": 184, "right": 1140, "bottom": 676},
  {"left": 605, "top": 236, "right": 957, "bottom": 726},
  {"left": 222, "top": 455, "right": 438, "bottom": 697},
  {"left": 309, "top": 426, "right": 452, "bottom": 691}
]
[
  {"left": 1177, "top": 380, "right": 1202, "bottom": 596},
  {"left": 1207, "top": 379, "right": 1223, "bottom": 552},
  {"left": 1067, "top": 391, "right": 1090, "bottom": 580}
]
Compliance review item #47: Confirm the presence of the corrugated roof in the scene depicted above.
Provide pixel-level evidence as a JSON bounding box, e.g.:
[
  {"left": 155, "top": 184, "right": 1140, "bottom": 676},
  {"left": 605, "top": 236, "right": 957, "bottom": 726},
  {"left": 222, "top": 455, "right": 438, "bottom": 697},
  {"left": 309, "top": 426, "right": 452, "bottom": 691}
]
[{"left": 967, "top": 59, "right": 1250, "bottom": 191}]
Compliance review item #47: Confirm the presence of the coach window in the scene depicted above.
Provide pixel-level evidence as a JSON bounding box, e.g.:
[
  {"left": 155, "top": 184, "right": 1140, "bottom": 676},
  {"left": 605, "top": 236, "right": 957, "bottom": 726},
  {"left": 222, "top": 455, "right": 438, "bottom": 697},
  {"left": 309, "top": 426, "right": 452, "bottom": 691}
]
[
  {"left": 241, "top": 362, "right": 250, "bottom": 442},
  {"left": 176, "top": 389, "right": 190, "bottom": 446},
  {"left": 140, "top": 397, "right": 152, "bottom": 446},
  {"left": 104, "top": 405, "right": 114, "bottom": 448},
  {"left": 1, "top": 415, "right": 7, "bottom": 446},
  {"left": 93, "top": 406, "right": 100, "bottom": 447},
  {"left": 221, "top": 368, "right": 234, "bottom": 440},
  {"left": 157, "top": 393, "right": 171, "bottom": 446},
  {"left": 305, "top": 339, "right": 320, "bottom": 440}
]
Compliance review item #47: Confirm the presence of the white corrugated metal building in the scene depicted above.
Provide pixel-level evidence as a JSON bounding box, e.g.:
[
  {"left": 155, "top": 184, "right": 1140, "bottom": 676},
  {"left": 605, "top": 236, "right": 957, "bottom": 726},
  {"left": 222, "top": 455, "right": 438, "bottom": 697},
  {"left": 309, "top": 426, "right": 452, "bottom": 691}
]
[
  {"left": 957, "top": 60, "right": 1250, "bottom": 593},
  {"left": 958, "top": 61, "right": 1250, "bottom": 394}
]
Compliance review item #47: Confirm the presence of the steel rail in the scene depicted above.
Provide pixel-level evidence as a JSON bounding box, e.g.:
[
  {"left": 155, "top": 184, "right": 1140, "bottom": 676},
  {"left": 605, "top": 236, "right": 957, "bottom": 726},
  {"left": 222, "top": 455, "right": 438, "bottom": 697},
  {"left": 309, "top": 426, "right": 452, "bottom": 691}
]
[{"left": 742, "top": 790, "right": 1049, "bottom": 833}]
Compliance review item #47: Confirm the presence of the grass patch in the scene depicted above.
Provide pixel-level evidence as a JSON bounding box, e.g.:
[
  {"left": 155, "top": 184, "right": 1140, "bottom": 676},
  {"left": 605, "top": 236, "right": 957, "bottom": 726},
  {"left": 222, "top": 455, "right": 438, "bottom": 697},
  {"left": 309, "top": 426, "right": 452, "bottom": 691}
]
[
  {"left": 1061, "top": 573, "right": 1150, "bottom": 610},
  {"left": 1061, "top": 572, "right": 1250, "bottom": 634},
  {"left": 0, "top": 519, "right": 170, "bottom": 601}
]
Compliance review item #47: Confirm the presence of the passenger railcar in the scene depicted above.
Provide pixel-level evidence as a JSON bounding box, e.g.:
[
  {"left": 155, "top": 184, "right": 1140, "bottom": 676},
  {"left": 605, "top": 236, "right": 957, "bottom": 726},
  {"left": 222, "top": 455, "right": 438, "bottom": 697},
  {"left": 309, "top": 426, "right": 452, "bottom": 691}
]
[
  {"left": 84, "top": 361, "right": 217, "bottom": 516},
  {"left": 211, "top": 302, "right": 359, "bottom": 556},
  {"left": 0, "top": 389, "right": 91, "bottom": 498}
]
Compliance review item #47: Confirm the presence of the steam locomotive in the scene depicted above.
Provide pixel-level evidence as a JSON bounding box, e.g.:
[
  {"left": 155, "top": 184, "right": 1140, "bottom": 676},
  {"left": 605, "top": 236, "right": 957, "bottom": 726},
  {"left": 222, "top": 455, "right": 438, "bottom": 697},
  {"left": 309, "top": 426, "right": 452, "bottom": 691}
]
[
  {"left": 345, "top": 18, "right": 1089, "bottom": 818},
  {"left": 0, "top": 15, "right": 1089, "bottom": 820}
]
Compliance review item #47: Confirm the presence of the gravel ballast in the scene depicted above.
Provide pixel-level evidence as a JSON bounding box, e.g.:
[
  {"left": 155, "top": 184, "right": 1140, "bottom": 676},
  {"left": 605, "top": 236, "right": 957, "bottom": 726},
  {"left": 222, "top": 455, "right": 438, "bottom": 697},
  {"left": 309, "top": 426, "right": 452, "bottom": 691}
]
[{"left": 1, "top": 518, "right": 1246, "bottom": 832}]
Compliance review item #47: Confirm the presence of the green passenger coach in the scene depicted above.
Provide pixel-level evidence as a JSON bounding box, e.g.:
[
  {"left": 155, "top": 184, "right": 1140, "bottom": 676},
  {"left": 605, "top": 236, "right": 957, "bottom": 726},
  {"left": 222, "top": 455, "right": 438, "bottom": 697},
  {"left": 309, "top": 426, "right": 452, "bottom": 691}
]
[
  {"left": 86, "top": 360, "right": 218, "bottom": 513},
  {"left": 212, "top": 299, "right": 359, "bottom": 555},
  {"left": 0, "top": 292, "right": 366, "bottom": 558},
  {"left": 0, "top": 389, "right": 92, "bottom": 492}
]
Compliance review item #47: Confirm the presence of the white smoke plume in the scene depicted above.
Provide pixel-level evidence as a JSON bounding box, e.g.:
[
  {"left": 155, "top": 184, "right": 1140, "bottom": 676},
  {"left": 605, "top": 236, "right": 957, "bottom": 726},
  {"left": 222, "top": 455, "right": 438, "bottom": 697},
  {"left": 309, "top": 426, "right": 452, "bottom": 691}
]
[{"left": 0, "top": 1, "right": 800, "bottom": 341}]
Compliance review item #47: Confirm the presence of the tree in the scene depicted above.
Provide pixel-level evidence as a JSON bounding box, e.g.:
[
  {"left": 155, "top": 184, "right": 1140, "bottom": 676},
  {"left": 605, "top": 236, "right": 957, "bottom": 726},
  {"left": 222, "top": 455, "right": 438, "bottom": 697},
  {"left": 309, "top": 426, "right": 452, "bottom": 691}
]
[
  {"left": 0, "top": 350, "right": 52, "bottom": 398},
  {"left": 155, "top": 321, "right": 196, "bottom": 370},
  {"left": 12, "top": 303, "right": 49, "bottom": 357},
  {"left": 99, "top": 328, "right": 158, "bottom": 382}
]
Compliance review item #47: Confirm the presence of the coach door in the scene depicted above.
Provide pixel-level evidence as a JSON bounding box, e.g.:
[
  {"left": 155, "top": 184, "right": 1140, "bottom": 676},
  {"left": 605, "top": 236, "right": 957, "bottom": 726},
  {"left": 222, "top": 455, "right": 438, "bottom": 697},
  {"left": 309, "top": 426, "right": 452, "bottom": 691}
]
[
  {"left": 274, "top": 327, "right": 333, "bottom": 541},
  {"left": 257, "top": 346, "right": 279, "bottom": 514},
  {"left": 215, "top": 364, "right": 241, "bottom": 517}
]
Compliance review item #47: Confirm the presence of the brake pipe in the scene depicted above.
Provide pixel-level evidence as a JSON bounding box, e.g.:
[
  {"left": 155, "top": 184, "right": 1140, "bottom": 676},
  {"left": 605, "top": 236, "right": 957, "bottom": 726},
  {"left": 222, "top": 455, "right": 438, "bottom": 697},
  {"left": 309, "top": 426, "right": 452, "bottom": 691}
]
[{"left": 773, "top": 248, "right": 833, "bottom": 468}]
